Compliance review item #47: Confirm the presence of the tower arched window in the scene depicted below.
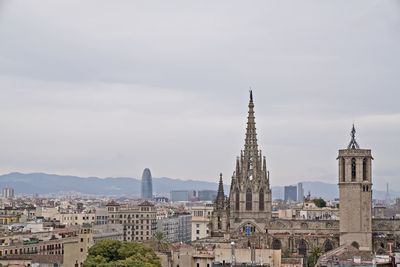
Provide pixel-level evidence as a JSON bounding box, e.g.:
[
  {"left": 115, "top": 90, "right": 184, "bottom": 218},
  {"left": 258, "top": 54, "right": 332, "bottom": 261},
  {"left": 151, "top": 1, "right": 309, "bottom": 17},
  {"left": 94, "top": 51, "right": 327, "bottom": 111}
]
[
  {"left": 351, "top": 158, "right": 356, "bottom": 181},
  {"left": 259, "top": 188, "right": 264, "bottom": 211},
  {"left": 341, "top": 158, "right": 346, "bottom": 182},
  {"left": 246, "top": 188, "right": 252, "bottom": 211},
  {"left": 363, "top": 158, "right": 367, "bottom": 181},
  {"left": 235, "top": 190, "right": 240, "bottom": 211}
]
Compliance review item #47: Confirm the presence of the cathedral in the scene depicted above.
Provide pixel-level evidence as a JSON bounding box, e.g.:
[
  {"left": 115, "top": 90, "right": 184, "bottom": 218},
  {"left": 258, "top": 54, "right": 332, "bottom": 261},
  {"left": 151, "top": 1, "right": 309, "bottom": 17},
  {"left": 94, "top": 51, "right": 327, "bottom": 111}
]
[{"left": 209, "top": 91, "right": 400, "bottom": 255}]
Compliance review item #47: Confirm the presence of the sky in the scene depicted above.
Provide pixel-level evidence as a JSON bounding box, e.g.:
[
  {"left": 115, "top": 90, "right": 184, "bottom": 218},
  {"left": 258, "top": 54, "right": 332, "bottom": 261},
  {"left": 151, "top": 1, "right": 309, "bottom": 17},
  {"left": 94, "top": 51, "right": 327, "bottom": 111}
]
[{"left": 0, "top": 0, "right": 399, "bottom": 190}]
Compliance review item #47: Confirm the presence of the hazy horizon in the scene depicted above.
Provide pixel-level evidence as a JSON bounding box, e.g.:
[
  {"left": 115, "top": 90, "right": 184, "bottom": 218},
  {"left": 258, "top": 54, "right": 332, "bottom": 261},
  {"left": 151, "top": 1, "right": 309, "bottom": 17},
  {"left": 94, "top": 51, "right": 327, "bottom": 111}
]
[{"left": 0, "top": 1, "right": 399, "bottom": 189}]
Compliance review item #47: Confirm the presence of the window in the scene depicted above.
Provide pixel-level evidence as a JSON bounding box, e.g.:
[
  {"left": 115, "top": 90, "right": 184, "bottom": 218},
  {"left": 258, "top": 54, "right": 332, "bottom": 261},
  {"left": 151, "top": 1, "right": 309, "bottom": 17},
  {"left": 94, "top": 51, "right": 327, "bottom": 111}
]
[
  {"left": 351, "top": 158, "right": 356, "bottom": 181},
  {"left": 246, "top": 188, "right": 252, "bottom": 210},
  {"left": 196, "top": 224, "right": 200, "bottom": 228},
  {"left": 235, "top": 190, "right": 240, "bottom": 211},
  {"left": 341, "top": 158, "right": 345, "bottom": 182},
  {"left": 259, "top": 188, "right": 264, "bottom": 211},
  {"left": 363, "top": 158, "right": 367, "bottom": 181},
  {"left": 196, "top": 230, "right": 200, "bottom": 234}
]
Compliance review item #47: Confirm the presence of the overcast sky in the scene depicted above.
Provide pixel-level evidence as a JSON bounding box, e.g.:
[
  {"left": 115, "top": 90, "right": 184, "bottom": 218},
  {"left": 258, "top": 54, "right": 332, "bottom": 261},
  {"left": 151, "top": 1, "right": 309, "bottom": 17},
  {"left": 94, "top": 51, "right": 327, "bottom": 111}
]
[{"left": 0, "top": 0, "right": 399, "bottom": 189}]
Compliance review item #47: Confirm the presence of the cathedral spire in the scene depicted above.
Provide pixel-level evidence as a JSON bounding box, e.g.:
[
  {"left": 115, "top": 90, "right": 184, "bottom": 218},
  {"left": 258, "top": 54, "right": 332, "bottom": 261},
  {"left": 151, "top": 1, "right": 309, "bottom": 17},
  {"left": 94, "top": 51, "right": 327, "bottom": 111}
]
[
  {"left": 347, "top": 124, "right": 360, "bottom": 149},
  {"left": 215, "top": 173, "right": 225, "bottom": 210},
  {"left": 244, "top": 90, "right": 258, "bottom": 156}
]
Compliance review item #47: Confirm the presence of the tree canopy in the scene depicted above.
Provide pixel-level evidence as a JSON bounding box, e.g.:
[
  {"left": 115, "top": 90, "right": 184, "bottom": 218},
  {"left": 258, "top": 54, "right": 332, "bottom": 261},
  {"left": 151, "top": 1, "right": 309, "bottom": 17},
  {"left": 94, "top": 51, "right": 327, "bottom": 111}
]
[
  {"left": 312, "top": 198, "right": 326, "bottom": 208},
  {"left": 83, "top": 240, "right": 161, "bottom": 267}
]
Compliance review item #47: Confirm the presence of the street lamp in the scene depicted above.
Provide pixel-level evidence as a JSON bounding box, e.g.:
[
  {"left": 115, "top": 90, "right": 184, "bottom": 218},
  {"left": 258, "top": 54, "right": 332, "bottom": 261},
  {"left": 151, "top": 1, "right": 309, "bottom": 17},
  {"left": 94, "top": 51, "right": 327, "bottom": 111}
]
[{"left": 231, "top": 241, "right": 236, "bottom": 267}]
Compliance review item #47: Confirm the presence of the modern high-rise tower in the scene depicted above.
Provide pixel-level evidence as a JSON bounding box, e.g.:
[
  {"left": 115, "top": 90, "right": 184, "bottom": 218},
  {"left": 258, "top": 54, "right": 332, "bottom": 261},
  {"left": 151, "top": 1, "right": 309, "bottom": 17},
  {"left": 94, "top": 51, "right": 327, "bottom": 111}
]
[
  {"left": 141, "top": 168, "right": 153, "bottom": 200},
  {"left": 338, "top": 125, "right": 373, "bottom": 251}
]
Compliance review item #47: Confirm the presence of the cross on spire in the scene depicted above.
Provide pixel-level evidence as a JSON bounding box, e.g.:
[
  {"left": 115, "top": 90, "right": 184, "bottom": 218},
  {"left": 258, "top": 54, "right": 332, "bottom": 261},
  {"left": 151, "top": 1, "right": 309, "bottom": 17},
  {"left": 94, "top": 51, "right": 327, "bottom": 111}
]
[{"left": 347, "top": 124, "right": 360, "bottom": 149}]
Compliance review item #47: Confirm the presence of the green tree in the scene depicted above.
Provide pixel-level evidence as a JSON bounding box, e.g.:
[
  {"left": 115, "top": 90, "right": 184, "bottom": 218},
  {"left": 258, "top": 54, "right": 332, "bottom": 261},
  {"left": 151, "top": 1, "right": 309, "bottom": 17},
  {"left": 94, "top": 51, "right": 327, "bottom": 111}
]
[
  {"left": 83, "top": 240, "right": 161, "bottom": 267},
  {"left": 307, "top": 246, "right": 323, "bottom": 267},
  {"left": 151, "top": 231, "right": 169, "bottom": 252},
  {"left": 313, "top": 198, "right": 326, "bottom": 208}
]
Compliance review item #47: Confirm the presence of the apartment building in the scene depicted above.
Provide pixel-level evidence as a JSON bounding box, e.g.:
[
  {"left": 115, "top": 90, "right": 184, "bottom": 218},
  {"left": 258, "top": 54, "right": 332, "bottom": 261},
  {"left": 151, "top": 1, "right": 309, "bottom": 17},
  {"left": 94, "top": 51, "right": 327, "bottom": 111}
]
[{"left": 107, "top": 200, "right": 157, "bottom": 242}]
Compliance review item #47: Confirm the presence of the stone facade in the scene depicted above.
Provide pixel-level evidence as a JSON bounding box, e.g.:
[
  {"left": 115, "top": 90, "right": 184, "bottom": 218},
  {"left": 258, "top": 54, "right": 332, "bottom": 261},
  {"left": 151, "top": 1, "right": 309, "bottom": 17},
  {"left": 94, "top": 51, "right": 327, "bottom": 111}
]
[
  {"left": 338, "top": 137, "right": 373, "bottom": 250},
  {"left": 191, "top": 204, "right": 213, "bottom": 241},
  {"left": 107, "top": 200, "right": 157, "bottom": 242},
  {"left": 208, "top": 91, "right": 400, "bottom": 256},
  {"left": 228, "top": 91, "right": 272, "bottom": 235}
]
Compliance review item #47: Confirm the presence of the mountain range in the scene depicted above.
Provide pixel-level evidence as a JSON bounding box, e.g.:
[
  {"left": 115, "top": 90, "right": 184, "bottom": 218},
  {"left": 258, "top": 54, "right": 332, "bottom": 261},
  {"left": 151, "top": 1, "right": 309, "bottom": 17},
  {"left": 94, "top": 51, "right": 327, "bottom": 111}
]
[{"left": 0, "top": 172, "right": 396, "bottom": 200}]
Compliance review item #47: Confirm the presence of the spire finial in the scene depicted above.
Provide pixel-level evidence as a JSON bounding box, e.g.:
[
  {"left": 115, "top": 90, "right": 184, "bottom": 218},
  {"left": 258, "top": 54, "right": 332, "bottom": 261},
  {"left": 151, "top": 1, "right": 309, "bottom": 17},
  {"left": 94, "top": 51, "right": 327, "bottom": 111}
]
[
  {"left": 347, "top": 123, "right": 360, "bottom": 149},
  {"left": 244, "top": 88, "right": 258, "bottom": 155},
  {"left": 216, "top": 173, "right": 225, "bottom": 210}
]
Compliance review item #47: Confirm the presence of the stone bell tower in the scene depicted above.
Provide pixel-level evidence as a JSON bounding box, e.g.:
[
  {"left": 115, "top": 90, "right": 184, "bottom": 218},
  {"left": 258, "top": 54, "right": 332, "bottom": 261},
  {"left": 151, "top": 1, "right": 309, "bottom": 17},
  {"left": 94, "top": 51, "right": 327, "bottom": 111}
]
[{"left": 338, "top": 125, "right": 373, "bottom": 251}]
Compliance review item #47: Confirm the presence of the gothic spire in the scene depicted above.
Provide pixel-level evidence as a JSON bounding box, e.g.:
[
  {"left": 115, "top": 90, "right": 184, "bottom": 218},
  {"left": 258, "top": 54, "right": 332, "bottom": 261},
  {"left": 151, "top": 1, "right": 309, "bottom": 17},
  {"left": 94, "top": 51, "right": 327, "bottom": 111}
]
[
  {"left": 347, "top": 124, "right": 360, "bottom": 149},
  {"left": 244, "top": 90, "right": 258, "bottom": 156},
  {"left": 215, "top": 173, "right": 225, "bottom": 210}
]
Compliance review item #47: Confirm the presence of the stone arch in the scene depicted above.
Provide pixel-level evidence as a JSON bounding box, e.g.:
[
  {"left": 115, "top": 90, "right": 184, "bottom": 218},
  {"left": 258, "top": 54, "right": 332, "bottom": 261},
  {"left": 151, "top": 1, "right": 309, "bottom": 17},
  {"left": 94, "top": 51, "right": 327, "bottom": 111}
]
[
  {"left": 351, "top": 241, "right": 360, "bottom": 249},
  {"left": 395, "top": 241, "right": 400, "bottom": 250},
  {"left": 298, "top": 239, "right": 308, "bottom": 255},
  {"left": 272, "top": 238, "right": 282, "bottom": 250},
  {"left": 323, "top": 239, "right": 333, "bottom": 252},
  {"left": 276, "top": 221, "right": 287, "bottom": 229},
  {"left": 237, "top": 221, "right": 262, "bottom": 235},
  {"left": 300, "top": 222, "right": 308, "bottom": 229},
  {"left": 287, "top": 236, "right": 295, "bottom": 252},
  {"left": 377, "top": 248, "right": 386, "bottom": 255}
]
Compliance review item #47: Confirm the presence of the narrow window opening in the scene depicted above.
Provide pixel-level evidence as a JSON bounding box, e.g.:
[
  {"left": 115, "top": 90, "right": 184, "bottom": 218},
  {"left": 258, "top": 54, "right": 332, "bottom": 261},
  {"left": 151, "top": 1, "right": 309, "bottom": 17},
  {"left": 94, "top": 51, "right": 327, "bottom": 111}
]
[
  {"left": 235, "top": 191, "right": 240, "bottom": 211},
  {"left": 259, "top": 188, "right": 264, "bottom": 211},
  {"left": 363, "top": 158, "right": 367, "bottom": 181},
  {"left": 351, "top": 158, "right": 356, "bottom": 181},
  {"left": 246, "top": 188, "right": 252, "bottom": 211},
  {"left": 341, "top": 158, "right": 346, "bottom": 182}
]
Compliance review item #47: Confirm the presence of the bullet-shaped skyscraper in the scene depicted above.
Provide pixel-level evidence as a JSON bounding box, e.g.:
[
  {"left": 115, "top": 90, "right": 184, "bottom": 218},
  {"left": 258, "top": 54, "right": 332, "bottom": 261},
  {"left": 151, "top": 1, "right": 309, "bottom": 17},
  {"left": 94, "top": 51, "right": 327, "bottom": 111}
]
[{"left": 141, "top": 168, "right": 153, "bottom": 200}]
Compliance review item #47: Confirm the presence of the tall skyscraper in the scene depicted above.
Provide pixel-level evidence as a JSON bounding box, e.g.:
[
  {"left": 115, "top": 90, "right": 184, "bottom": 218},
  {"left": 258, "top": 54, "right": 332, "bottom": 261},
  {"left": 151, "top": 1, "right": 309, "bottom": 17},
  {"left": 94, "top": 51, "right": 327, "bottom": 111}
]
[
  {"left": 297, "top": 182, "right": 304, "bottom": 202},
  {"left": 2, "top": 187, "right": 15, "bottom": 199},
  {"left": 141, "top": 168, "right": 153, "bottom": 200},
  {"left": 284, "top": 185, "right": 297, "bottom": 202}
]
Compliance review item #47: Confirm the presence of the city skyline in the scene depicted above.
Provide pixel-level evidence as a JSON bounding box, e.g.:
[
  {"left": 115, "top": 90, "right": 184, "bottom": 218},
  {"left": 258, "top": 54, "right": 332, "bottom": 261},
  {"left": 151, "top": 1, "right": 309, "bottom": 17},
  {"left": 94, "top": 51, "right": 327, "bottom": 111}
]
[{"left": 0, "top": 1, "right": 399, "bottom": 190}]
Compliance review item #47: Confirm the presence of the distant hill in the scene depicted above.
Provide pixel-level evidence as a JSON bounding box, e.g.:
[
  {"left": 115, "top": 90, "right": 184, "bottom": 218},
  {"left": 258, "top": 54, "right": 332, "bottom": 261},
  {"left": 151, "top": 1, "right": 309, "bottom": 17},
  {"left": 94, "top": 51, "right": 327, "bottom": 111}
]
[
  {"left": 0, "top": 172, "right": 395, "bottom": 200},
  {"left": 0, "top": 172, "right": 228, "bottom": 197}
]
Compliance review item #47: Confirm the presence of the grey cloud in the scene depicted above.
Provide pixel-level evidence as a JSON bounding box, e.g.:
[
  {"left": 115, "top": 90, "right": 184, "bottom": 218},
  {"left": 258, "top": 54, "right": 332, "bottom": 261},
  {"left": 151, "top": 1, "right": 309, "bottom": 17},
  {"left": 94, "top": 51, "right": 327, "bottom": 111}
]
[{"left": 0, "top": 0, "right": 399, "bottom": 190}]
